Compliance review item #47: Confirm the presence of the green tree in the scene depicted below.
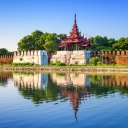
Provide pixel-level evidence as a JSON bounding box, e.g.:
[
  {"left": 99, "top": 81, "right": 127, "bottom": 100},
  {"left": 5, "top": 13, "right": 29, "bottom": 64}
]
[
  {"left": 58, "top": 34, "right": 67, "bottom": 40},
  {"left": 89, "top": 36, "right": 116, "bottom": 51},
  {"left": 43, "top": 40, "right": 58, "bottom": 52},
  {"left": 32, "top": 30, "right": 44, "bottom": 50},
  {"left": 17, "top": 30, "right": 66, "bottom": 52},
  {"left": 108, "top": 38, "right": 116, "bottom": 47},
  {"left": 17, "top": 35, "right": 35, "bottom": 51},
  {"left": 89, "top": 56, "right": 100, "bottom": 66},
  {"left": 112, "top": 37, "right": 128, "bottom": 50},
  {"left": 0, "top": 48, "right": 8, "bottom": 55}
]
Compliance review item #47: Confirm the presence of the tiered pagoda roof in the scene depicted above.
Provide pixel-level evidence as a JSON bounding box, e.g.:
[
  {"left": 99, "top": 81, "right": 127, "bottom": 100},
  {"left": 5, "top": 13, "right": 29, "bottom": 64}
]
[{"left": 59, "top": 14, "right": 92, "bottom": 50}]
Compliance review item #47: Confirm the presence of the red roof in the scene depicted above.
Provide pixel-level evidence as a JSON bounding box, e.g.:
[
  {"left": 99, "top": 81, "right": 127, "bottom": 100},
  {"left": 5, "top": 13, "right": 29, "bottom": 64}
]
[{"left": 58, "top": 14, "right": 92, "bottom": 48}]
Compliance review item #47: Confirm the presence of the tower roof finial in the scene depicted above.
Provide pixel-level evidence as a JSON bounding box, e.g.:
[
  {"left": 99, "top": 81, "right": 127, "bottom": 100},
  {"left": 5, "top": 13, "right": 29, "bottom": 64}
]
[{"left": 74, "top": 13, "right": 76, "bottom": 24}]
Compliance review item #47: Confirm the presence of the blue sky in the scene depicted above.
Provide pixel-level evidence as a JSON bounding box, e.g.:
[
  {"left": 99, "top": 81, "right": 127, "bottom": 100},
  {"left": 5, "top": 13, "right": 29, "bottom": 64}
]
[{"left": 0, "top": 0, "right": 128, "bottom": 51}]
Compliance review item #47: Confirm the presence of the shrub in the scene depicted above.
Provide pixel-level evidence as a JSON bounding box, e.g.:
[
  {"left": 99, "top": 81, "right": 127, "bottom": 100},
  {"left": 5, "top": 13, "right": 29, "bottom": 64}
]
[
  {"left": 89, "top": 56, "right": 100, "bottom": 66},
  {"left": 56, "top": 61, "right": 66, "bottom": 66},
  {"left": 97, "top": 61, "right": 103, "bottom": 66},
  {"left": 50, "top": 61, "right": 56, "bottom": 65},
  {"left": 12, "top": 62, "right": 34, "bottom": 66}
]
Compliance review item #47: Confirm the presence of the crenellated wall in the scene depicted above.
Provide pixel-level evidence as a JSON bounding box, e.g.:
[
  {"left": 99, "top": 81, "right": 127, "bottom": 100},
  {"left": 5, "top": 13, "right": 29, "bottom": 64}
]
[
  {"left": 0, "top": 55, "right": 13, "bottom": 64},
  {"left": 91, "top": 50, "right": 128, "bottom": 65},
  {"left": 51, "top": 50, "right": 91, "bottom": 65},
  {"left": 13, "top": 50, "right": 48, "bottom": 65}
]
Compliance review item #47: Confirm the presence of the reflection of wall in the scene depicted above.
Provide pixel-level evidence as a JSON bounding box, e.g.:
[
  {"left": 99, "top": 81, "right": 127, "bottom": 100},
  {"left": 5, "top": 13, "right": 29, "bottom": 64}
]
[
  {"left": 0, "top": 72, "right": 13, "bottom": 80},
  {"left": 52, "top": 73, "right": 90, "bottom": 86},
  {"left": 102, "top": 75, "right": 128, "bottom": 87},
  {"left": 13, "top": 73, "right": 48, "bottom": 88},
  {"left": 90, "top": 74, "right": 128, "bottom": 87},
  {"left": 0, "top": 72, "right": 13, "bottom": 86}
]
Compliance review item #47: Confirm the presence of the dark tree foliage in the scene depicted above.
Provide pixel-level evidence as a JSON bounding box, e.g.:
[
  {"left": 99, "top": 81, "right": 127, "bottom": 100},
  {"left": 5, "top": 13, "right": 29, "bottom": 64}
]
[
  {"left": 17, "top": 30, "right": 128, "bottom": 52},
  {"left": 0, "top": 48, "right": 13, "bottom": 55},
  {"left": 17, "top": 30, "right": 66, "bottom": 52}
]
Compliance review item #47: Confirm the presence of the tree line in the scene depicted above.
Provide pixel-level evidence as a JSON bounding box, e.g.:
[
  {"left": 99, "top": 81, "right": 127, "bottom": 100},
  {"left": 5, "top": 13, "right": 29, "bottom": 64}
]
[
  {"left": 89, "top": 36, "right": 128, "bottom": 51},
  {"left": 17, "top": 30, "right": 128, "bottom": 52},
  {"left": 0, "top": 30, "right": 128, "bottom": 55},
  {"left": 0, "top": 48, "right": 13, "bottom": 55},
  {"left": 17, "top": 30, "right": 66, "bottom": 52}
]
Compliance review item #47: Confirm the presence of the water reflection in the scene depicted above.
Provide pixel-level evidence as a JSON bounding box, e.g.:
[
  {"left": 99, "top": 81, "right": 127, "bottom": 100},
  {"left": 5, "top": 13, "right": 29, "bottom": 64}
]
[
  {"left": 89, "top": 74, "right": 128, "bottom": 95},
  {"left": 13, "top": 72, "right": 48, "bottom": 89},
  {"left": 1, "top": 71, "right": 128, "bottom": 121},
  {"left": 0, "top": 71, "right": 13, "bottom": 87}
]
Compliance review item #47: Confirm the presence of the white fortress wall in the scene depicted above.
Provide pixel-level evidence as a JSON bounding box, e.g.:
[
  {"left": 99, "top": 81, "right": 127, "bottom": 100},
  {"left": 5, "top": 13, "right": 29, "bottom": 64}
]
[
  {"left": 51, "top": 51, "right": 73, "bottom": 63},
  {"left": 13, "top": 50, "right": 48, "bottom": 65},
  {"left": 51, "top": 50, "right": 91, "bottom": 64}
]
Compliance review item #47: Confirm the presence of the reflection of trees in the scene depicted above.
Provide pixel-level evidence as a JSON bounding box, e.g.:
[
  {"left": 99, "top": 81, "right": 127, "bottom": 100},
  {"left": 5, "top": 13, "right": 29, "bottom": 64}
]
[
  {"left": 16, "top": 73, "right": 128, "bottom": 121},
  {"left": 89, "top": 74, "right": 128, "bottom": 95},
  {"left": 17, "top": 73, "right": 128, "bottom": 105},
  {"left": 18, "top": 82, "right": 60, "bottom": 104},
  {"left": 18, "top": 80, "right": 89, "bottom": 121},
  {"left": 0, "top": 71, "right": 13, "bottom": 87}
]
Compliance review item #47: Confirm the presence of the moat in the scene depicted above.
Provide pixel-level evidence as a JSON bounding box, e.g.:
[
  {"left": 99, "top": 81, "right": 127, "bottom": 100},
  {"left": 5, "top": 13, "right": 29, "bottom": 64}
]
[{"left": 0, "top": 71, "right": 128, "bottom": 128}]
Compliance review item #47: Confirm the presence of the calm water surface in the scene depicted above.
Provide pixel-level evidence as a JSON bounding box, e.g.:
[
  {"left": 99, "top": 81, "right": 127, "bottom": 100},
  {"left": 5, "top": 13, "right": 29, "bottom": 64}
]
[{"left": 0, "top": 71, "right": 128, "bottom": 128}]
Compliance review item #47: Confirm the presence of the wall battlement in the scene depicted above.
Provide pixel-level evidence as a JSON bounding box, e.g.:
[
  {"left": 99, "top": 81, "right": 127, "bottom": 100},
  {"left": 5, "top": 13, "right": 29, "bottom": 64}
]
[
  {"left": 13, "top": 50, "right": 48, "bottom": 65},
  {"left": 91, "top": 50, "right": 128, "bottom": 65},
  {"left": 91, "top": 50, "right": 128, "bottom": 56},
  {"left": 0, "top": 55, "right": 13, "bottom": 64},
  {"left": 14, "top": 50, "right": 47, "bottom": 56},
  {"left": 51, "top": 50, "right": 91, "bottom": 65}
]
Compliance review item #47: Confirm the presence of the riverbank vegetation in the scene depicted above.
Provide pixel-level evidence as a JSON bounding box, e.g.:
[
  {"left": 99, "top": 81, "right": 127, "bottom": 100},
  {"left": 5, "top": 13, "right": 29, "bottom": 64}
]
[
  {"left": 1, "top": 62, "right": 128, "bottom": 68},
  {"left": 0, "top": 48, "right": 13, "bottom": 55},
  {"left": 1, "top": 30, "right": 128, "bottom": 55},
  {"left": 17, "top": 30, "right": 128, "bottom": 53},
  {"left": 17, "top": 30, "right": 66, "bottom": 53}
]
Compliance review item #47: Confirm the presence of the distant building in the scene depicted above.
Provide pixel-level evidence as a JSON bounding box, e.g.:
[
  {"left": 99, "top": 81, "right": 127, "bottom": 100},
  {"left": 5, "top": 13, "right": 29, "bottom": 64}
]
[
  {"left": 58, "top": 14, "right": 91, "bottom": 51},
  {"left": 51, "top": 14, "right": 92, "bottom": 65}
]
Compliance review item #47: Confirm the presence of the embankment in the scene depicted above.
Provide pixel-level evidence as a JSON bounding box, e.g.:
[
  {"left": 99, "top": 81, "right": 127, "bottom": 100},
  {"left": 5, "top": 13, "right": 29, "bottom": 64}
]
[{"left": 1, "top": 66, "right": 128, "bottom": 73}]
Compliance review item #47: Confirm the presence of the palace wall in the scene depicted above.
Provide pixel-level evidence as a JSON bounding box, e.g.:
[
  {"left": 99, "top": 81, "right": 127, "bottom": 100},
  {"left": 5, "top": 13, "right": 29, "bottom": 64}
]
[
  {"left": 52, "top": 73, "right": 90, "bottom": 86},
  {"left": 0, "top": 55, "right": 13, "bottom": 64},
  {"left": 91, "top": 50, "right": 128, "bottom": 65},
  {"left": 13, "top": 73, "right": 48, "bottom": 89},
  {"left": 13, "top": 50, "right": 48, "bottom": 65},
  {"left": 1, "top": 50, "right": 128, "bottom": 65},
  {"left": 51, "top": 50, "right": 91, "bottom": 65}
]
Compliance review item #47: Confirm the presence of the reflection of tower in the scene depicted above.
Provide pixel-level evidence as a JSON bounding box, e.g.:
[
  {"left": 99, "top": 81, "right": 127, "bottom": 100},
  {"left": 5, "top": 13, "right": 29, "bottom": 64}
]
[
  {"left": 39, "top": 73, "right": 48, "bottom": 88},
  {"left": 60, "top": 87, "right": 88, "bottom": 121},
  {"left": 85, "top": 75, "right": 90, "bottom": 86}
]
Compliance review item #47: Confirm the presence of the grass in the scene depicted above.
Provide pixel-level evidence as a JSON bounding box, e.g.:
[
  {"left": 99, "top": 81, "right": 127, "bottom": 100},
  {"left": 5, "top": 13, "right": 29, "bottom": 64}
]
[{"left": 1, "top": 63, "right": 128, "bottom": 68}]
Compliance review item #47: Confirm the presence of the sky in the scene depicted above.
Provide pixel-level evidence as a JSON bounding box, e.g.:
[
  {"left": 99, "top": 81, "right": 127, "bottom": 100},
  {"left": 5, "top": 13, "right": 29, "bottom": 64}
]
[{"left": 0, "top": 0, "right": 128, "bottom": 51}]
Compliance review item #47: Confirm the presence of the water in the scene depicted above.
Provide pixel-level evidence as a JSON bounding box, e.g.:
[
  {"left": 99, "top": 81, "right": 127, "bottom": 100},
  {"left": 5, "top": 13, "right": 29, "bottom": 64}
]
[{"left": 0, "top": 71, "right": 128, "bottom": 128}]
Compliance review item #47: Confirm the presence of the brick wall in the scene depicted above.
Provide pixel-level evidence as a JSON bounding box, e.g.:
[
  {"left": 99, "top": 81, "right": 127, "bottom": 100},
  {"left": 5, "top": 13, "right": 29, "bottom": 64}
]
[
  {"left": 0, "top": 55, "right": 13, "bottom": 64},
  {"left": 91, "top": 50, "right": 128, "bottom": 65}
]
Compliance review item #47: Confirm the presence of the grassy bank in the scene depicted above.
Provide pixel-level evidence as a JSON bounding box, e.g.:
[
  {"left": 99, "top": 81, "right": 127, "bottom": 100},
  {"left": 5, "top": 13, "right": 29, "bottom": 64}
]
[
  {"left": 1, "top": 63, "right": 128, "bottom": 68},
  {"left": 1, "top": 64, "right": 128, "bottom": 73}
]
